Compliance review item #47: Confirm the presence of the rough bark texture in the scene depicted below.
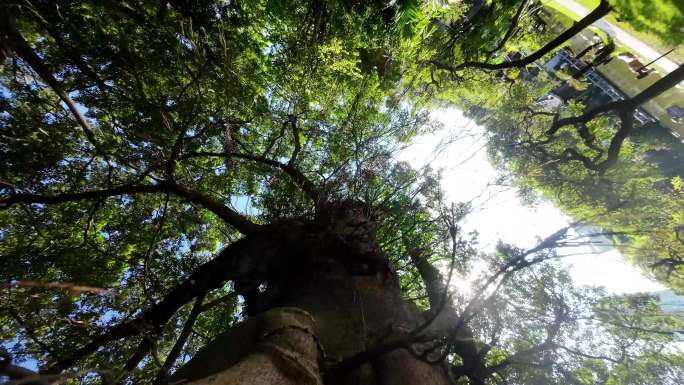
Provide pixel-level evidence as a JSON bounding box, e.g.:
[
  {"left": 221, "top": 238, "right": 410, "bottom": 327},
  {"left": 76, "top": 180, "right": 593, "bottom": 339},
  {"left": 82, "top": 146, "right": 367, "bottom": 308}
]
[
  {"left": 169, "top": 202, "right": 453, "bottom": 385},
  {"left": 174, "top": 308, "right": 323, "bottom": 385}
]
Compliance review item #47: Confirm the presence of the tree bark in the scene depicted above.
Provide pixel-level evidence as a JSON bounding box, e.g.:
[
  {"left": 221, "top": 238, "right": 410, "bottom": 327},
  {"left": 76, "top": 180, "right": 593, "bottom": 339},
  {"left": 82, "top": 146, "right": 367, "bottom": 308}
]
[
  {"left": 168, "top": 202, "right": 454, "bottom": 385},
  {"left": 172, "top": 307, "right": 324, "bottom": 385}
]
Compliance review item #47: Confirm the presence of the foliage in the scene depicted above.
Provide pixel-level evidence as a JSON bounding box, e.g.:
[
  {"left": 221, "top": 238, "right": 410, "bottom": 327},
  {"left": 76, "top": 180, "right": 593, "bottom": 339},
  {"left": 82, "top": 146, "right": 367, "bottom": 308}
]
[{"left": 0, "top": 1, "right": 682, "bottom": 384}]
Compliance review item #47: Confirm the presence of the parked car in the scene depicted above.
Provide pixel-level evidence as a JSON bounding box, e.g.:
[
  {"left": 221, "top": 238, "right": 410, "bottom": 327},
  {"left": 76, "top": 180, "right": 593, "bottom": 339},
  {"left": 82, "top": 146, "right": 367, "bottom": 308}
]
[{"left": 666, "top": 105, "right": 684, "bottom": 124}]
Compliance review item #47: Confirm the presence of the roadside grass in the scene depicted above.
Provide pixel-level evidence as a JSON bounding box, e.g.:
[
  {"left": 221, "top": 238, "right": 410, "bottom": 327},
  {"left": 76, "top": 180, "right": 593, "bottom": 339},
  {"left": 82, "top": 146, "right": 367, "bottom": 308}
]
[
  {"left": 573, "top": 0, "right": 684, "bottom": 63},
  {"left": 543, "top": 1, "right": 577, "bottom": 28},
  {"left": 543, "top": 3, "right": 611, "bottom": 45}
]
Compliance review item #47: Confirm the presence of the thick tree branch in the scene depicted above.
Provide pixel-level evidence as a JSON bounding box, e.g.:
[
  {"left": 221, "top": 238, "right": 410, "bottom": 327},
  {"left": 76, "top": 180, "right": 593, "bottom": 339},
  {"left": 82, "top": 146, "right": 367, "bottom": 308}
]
[
  {"left": 543, "top": 64, "right": 684, "bottom": 172},
  {"left": 46, "top": 226, "right": 288, "bottom": 374},
  {"left": 596, "top": 110, "right": 633, "bottom": 173},
  {"left": 0, "top": 352, "right": 49, "bottom": 385},
  {"left": 121, "top": 338, "right": 155, "bottom": 379},
  {"left": 0, "top": 181, "right": 260, "bottom": 234},
  {"left": 548, "top": 64, "right": 684, "bottom": 136},
  {"left": 328, "top": 225, "right": 576, "bottom": 383},
  {"left": 30, "top": 5, "right": 110, "bottom": 95},
  {"left": 409, "top": 250, "right": 490, "bottom": 384},
  {"left": 650, "top": 257, "right": 684, "bottom": 274},
  {"left": 432, "top": 0, "right": 611, "bottom": 72},
  {"left": 183, "top": 151, "right": 326, "bottom": 206}
]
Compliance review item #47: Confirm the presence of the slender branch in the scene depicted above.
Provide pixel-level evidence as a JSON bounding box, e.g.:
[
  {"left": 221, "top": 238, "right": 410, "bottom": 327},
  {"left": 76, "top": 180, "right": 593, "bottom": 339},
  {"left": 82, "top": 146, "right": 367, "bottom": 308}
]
[
  {"left": 0, "top": 14, "right": 106, "bottom": 157},
  {"left": 200, "top": 290, "right": 240, "bottom": 312},
  {"left": 577, "top": 316, "right": 683, "bottom": 336},
  {"left": 30, "top": 6, "right": 109, "bottom": 94},
  {"left": 485, "top": 0, "right": 529, "bottom": 57},
  {"left": 262, "top": 120, "right": 288, "bottom": 158},
  {"left": 288, "top": 115, "right": 301, "bottom": 166},
  {"left": 164, "top": 113, "right": 186, "bottom": 180},
  {"left": 650, "top": 257, "right": 684, "bottom": 272},
  {"left": 153, "top": 295, "right": 205, "bottom": 384},
  {"left": 556, "top": 344, "right": 624, "bottom": 364},
  {"left": 322, "top": 334, "right": 437, "bottom": 382},
  {"left": 3, "top": 308, "right": 56, "bottom": 358}
]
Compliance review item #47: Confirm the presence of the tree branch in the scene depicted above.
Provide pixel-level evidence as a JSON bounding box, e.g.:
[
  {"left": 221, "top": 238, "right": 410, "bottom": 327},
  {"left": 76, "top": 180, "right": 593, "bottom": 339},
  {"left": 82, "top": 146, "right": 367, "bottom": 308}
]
[
  {"left": 200, "top": 290, "right": 240, "bottom": 312},
  {"left": 556, "top": 344, "right": 624, "bottom": 364},
  {"left": 0, "top": 184, "right": 166, "bottom": 208},
  {"left": 163, "top": 181, "right": 260, "bottom": 234},
  {"left": 0, "top": 13, "right": 107, "bottom": 157},
  {"left": 547, "top": 63, "right": 684, "bottom": 137},
  {"left": 3, "top": 307, "right": 57, "bottom": 359},
  {"left": 542, "top": 64, "right": 684, "bottom": 173},
  {"left": 0, "top": 352, "right": 49, "bottom": 385},
  {"left": 287, "top": 115, "right": 301, "bottom": 166},
  {"left": 408, "top": 250, "right": 490, "bottom": 383},
  {"left": 153, "top": 295, "right": 205, "bottom": 385},
  {"left": 46, "top": 227, "right": 286, "bottom": 374},
  {"left": 484, "top": 0, "right": 529, "bottom": 57},
  {"left": 432, "top": 0, "right": 611, "bottom": 72},
  {"left": 182, "top": 151, "right": 325, "bottom": 206},
  {"left": 0, "top": 181, "right": 260, "bottom": 234}
]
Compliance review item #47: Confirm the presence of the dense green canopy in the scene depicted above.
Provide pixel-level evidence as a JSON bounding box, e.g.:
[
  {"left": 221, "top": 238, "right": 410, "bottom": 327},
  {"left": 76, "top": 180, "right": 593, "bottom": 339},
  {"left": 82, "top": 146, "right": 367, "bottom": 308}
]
[{"left": 0, "top": 1, "right": 682, "bottom": 384}]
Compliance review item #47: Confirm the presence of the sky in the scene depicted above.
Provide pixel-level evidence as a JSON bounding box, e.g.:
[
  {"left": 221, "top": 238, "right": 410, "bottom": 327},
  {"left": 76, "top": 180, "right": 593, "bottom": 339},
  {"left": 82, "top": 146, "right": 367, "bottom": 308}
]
[{"left": 398, "top": 108, "right": 666, "bottom": 294}]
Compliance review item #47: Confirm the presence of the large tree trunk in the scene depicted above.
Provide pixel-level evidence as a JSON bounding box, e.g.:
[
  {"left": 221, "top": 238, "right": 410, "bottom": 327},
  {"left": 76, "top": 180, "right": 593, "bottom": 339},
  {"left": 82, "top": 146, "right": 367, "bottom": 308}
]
[{"left": 168, "top": 202, "right": 453, "bottom": 385}]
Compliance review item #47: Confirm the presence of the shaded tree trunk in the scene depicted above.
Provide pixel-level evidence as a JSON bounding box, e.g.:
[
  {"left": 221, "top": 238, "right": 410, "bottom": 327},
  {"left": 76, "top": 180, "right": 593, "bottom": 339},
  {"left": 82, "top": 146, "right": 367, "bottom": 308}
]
[{"left": 168, "top": 202, "right": 453, "bottom": 385}]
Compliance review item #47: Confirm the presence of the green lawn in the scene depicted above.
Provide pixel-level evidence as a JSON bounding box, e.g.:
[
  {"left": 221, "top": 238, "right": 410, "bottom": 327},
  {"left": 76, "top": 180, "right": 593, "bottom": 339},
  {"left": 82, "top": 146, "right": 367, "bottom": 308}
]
[
  {"left": 542, "top": 1, "right": 684, "bottom": 136},
  {"left": 544, "top": 2, "right": 612, "bottom": 46},
  {"left": 573, "top": 0, "right": 684, "bottom": 63}
]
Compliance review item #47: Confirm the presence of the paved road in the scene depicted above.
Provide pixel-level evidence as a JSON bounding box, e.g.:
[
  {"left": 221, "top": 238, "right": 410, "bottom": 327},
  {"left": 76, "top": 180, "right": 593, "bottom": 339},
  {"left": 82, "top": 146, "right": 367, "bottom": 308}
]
[{"left": 551, "top": 0, "right": 679, "bottom": 74}]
